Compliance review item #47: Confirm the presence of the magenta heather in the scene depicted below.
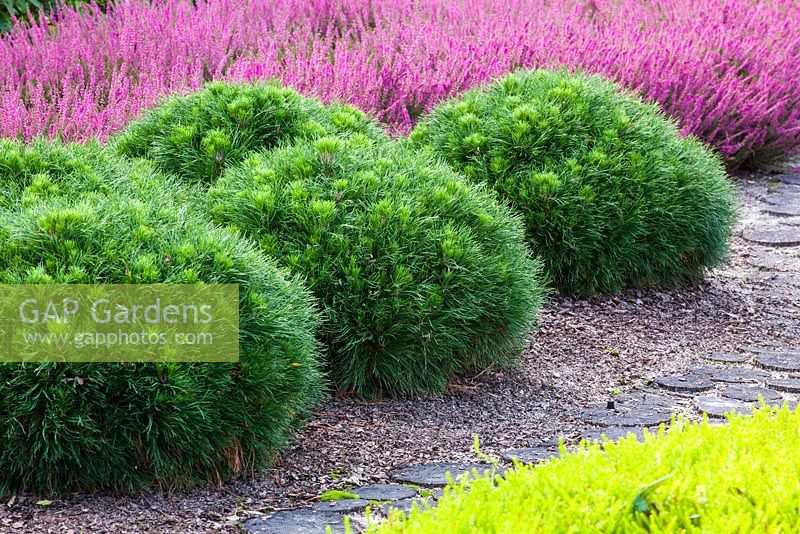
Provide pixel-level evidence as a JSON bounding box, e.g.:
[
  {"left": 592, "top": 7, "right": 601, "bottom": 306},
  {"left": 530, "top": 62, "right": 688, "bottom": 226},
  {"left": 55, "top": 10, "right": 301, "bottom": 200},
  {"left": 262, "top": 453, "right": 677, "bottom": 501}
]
[{"left": 1, "top": 0, "right": 798, "bottom": 167}]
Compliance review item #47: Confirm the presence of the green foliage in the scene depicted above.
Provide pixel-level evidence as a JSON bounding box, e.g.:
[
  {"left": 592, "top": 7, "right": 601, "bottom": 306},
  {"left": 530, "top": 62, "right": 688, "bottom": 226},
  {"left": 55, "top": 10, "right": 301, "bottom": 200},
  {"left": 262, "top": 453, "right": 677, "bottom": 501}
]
[
  {"left": 373, "top": 406, "right": 800, "bottom": 533},
  {"left": 0, "top": 192, "right": 323, "bottom": 495},
  {"left": 411, "top": 69, "right": 737, "bottom": 297},
  {"left": 0, "top": 137, "right": 203, "bottom": 212},
  {"left": 320, "top": 489, "right": 359, "bottom": 502},
  {"left": 209, "top": 135, "right": 545, "bottom": 397},
  {"left": 114, "top": 81, "right": 387, "bottom": 186},
  {"left": 0, "top": 0, "right": 105, "bottom": 33}
]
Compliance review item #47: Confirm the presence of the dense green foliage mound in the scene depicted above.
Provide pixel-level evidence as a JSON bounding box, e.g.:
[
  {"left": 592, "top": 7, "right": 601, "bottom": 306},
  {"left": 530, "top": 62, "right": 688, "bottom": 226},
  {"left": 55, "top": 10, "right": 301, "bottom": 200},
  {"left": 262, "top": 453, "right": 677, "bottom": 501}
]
[
  {"left": 115, "top": 81, "right": 387, "bottom": 185},
  {"left": 412, "top": 69, "right": 737, "bottom": 297},
  {"left": 375, "top": 407, "right": 800, "bottom": 533},
  {"left": 0, "top": 193, "right": 322, "bottom": 495},
  {"left": 209, "top": 135, "right": 545, "bottom": 397},
  {"left": 0, "top": 137, "right": 199, "bottom": 211}
]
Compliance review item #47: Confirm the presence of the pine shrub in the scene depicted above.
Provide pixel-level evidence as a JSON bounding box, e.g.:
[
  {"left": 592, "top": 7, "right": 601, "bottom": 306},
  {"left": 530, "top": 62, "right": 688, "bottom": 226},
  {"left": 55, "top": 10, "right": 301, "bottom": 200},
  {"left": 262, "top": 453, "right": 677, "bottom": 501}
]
[
  {"left": 0, "top": 137, "right": 201, "bottom": 211},
  {"left": 209, "top": 135, "right": 545, "bottom": 397},
  {"left": 0, "top": 193, "right": 323, "bottom": 495},
  {"left": 411, "top": 69, "right": 737, "bottom": 297},
  {"left": 114, "top": 81, "right": 387, "bottom": 185}
]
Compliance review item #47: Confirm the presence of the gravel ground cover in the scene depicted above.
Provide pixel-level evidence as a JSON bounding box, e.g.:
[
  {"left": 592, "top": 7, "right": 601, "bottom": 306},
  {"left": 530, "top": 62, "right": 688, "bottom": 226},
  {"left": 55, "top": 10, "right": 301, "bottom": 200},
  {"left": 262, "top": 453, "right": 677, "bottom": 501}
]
[{"left": 2, "top": 171, "right": 799, "bottom": 533}]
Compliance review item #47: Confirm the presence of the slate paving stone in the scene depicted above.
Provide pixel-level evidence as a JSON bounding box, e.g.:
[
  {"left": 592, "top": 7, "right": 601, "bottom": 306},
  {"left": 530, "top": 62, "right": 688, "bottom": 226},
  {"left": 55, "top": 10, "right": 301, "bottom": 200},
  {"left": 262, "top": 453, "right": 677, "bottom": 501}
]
[
  {"left": 768, "top": 183, "right": 800, "bottom": 194},
  {"left": 722, "top": 385, "right": 783, "bottom": 403},
  {"left": 502, "top": 447, "right": 559, "bottom": 464},
  {"left": 695, "top": 396, "right": 752, "bottom": 418},
  {"left": 243, "top": 510, "right": 346, "bottom": 534},
  {"left": 381, "top": 498, "right": 430, "bottom": 516},
  {"left": 762, "top": 203, "right": 800, "bottom": 217},
  {"left": 691, "top": 365, "right": 770, "bottom": 384},
  {"left": 766, "top": 378, "right": 800, "bottom": 394},
  {"left": 738, "top": 345, "right": 771, "bottom": 354},
  {"left": 390, "top": 462, "right": 501, "bottom": 487},
  {"left": 754, "top": 351, "right": 800, "bottom": 372},
  {"left": 762, "top": 194, "right": 800, "bottom": 206},
  {"left": 313, "top": 499, "right": 370, "bottom": 513},
  {"left": 579, "top": 393, "right": 674, "bottom": 427},
  {"left": 654, "top": 375, "right": 714, "bottom": 393},
  {"left": 774, "top": 173, "right": 800, "bottom": 186},
  {"left": 703, "top": 352, "right": 749, "bottom": 364},
  {"left": 582, "top": 426, "right": 646, "bottom": 443},
  {"left": 742, "top": 227, "right": 800, "bottom": 247},
  {"left": 744, "top": 250, "right": 796, "bottom": 272},
  {"left": 352, "top": 483, "right": 417, "bottom": 502}
]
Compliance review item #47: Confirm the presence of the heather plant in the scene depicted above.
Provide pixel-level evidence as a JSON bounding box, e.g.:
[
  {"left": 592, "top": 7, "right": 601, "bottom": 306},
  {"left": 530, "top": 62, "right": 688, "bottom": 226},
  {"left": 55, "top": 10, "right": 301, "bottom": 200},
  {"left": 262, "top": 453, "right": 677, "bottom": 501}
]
[
  {"left": 115, "top": 81, "right": 387, "bottom": 185},
  {"left": 1, "top": 0, "right": 798, "bottom": 167},
  {"left": 412, "top": 69, "right": 737, "bottom": 297},
  {"left": 371, "top": 406, "right": 800, "bottom": 533},
  {"left": 209, "top": 135, "right": 545, "bottom": 397},
  {"left": 0, "top": 193, "right": 323, "bottom": 495}
]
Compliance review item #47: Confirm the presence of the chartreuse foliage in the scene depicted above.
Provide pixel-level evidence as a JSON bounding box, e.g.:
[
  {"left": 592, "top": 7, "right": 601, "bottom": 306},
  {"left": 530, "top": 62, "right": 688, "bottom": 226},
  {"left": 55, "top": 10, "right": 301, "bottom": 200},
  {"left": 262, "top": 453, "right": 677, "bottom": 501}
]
[
  {"left": 209, "top": 135, "right": 545, "bottom": 397},
  {"left": 374, "top": 406, "right": 800, "bottom": 533},
  {"left": 412, "top": 69, "right": 737, "bottom": 297},
  {"left": 0, "top": 193, "right": 322, "bottom": 495},
  {"left": 114, "top": 81, "right": 387, "bottom": 185}
]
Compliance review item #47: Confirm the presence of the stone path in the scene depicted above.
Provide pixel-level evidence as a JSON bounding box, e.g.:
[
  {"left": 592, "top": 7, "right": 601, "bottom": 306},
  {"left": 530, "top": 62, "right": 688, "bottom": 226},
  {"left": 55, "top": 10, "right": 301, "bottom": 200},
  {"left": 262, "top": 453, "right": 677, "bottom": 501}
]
[{"left": 242, "top": 172, "right": 800, "bottom": 533}]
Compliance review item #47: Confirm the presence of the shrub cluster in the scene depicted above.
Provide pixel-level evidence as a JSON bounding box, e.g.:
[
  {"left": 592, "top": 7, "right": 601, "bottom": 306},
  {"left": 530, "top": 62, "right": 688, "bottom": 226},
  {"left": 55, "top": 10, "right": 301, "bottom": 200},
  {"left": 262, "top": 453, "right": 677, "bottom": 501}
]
[
  {"left": 412, "top": 70, "right": 737, "bottom": 297},
  {"left": 0, "top": 193, "right": 322, "bottom": 494},
  {"left": 209, "top": 136, "right": 545, "bottom": 397},
  {"left": 114, "top": 81, "right": 387, "bottom": 185},
  {"left": 373, "top": 406, "right": 800, "bottom": 533}
]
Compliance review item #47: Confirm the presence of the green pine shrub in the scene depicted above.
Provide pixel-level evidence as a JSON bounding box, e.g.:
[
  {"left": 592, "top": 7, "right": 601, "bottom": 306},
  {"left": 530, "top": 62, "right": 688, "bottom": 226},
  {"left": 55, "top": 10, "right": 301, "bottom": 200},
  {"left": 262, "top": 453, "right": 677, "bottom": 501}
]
[
  {"left": 411, "top": 69, "right": 737, "bottom": 297},
  {"left": 208, "top": 135, "right": 545, "bottom": 397},
  {"left": 0, "top": 137, "right": 202, "bottom": 212},
  {"left": 0, "top": 193, "right": 323, "bottom": 495},
  {"left": 372, "top": 406, "right": 800, "bottom": 533},
  {"left": 114, "top": 81, "right": 388, "bottom": 185}
]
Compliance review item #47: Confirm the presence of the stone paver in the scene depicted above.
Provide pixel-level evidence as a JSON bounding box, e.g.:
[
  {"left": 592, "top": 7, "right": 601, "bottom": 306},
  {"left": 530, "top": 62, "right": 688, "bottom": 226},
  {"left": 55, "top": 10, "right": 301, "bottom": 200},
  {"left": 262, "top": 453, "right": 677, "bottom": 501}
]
[
  {"left": 774, "top": 173, "right": 800, "bottom": 186},
  {"left": 742, "top": 227, "right": 800, "bottom": 246},
  {"left": 313, "top": 499, "right": 370, "bottom": 513},
  {"left": 744, "top": 249, "right": 797, "bottom": 272},
  {"left": 502, "top": 447, "right": 559, "bottom": 464},
  {"left": 390, "top": 462, "right": 501, "bottom": 487},
  {"left": 769, "top": 183, "right": 800, "bottom": 194},
  {"left": 703, "top": 352, "right": 750, "bottom": 364},
  {"left": 352, "top": 483, "right": 417, "bottom": 502},
  {"left": 763, "top": 194, "right": 800, "bottom": 206},
  {"left": 381, "top": 498, "right": 430, "bottom": 516},
  {"left": 722, "top": 386, "right": 783, "bottom": 403},
  {"left": 692, "top": 365, "right": 770, "bottom": 384},
  {"left": 579, "top": 394, "right": 674, "bottom": 427},
  {"left": 243, "top": 510, "right": 346, "bottom": 534},
  {"left": 695, "top": 396, "right": 752, "bottom": 418},
  {"left": 766, "top": 378, "right": 800, "bottom": 394},
  {"left": 763, "top": 204, "right": 800, "bottom": 217},
  {"left": 754, "top": 351, "right": 800, "bottom": 372},
  {"left": 582, "top": 426, "right": 646, "bottom": 443},
  {"left": 654, "top": 375, "right": 714, "bottom": 393}
]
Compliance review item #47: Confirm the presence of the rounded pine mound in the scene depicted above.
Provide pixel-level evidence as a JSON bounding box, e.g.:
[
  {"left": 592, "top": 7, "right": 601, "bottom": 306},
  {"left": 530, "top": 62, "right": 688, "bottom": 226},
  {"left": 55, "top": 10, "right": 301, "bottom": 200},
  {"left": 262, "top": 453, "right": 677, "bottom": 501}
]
[
  {"left": 0, "top": 194, "right": 322, "bottom": 495},
  {"left": 209, "top": 135, "right": 546, "bottom": 397},
  {"left": 0, "top": 137, "right": 202, "bottom": 211},
  {"left": 114, "top": 81, "right": 387, "bottom": 185},
  {"left": 411, "top": 69, "right": 737, "bottom": 297}
]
